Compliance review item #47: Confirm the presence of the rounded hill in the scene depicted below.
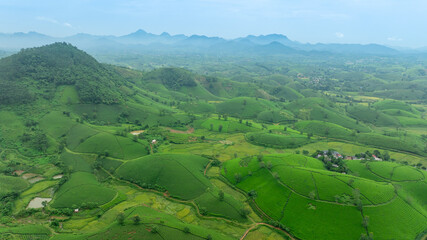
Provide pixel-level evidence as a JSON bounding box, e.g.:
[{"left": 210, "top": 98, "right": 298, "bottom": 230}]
[
  {"left": 0, "top": 43, "right": 125, "bottom": 104},
  {"left": 115, "top": 154, "right": 211, "bottom": 199},
  {"left": 222, "top": 154, "right": 427, "bottom": 240}
]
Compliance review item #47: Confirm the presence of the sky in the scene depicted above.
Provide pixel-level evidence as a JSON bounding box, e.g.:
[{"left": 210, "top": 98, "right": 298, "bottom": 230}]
[{"left": 0, "top": 0, "right": 426, "bottom": 48}]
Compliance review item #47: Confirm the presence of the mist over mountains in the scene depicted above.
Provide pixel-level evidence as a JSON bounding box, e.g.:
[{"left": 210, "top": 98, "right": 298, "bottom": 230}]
[{"left": 0, "top": 29, "right": 416, "bottom": 56}]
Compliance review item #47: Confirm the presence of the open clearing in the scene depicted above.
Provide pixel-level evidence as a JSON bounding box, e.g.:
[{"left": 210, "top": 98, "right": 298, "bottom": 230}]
[{"left": 27, "top": 197, "right": 52, "bottom": 209}]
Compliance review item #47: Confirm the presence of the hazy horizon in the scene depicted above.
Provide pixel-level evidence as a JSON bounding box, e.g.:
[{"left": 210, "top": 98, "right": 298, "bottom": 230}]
[{"left": 1, "top": 0, "right": 426, "bottom": 48}]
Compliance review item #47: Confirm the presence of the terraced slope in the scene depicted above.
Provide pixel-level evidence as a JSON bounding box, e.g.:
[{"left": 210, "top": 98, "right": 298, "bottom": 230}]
[{"left": 222, "top": 154, "right": 427, "bottom": 240}]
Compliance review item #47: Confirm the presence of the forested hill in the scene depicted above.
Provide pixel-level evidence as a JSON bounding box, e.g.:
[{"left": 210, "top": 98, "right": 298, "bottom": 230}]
[{"left": 0, "top": 42, "right": 125, "bottom": 105}]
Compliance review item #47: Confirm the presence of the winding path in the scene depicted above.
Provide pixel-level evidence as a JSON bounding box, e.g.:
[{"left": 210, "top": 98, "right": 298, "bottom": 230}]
[{"left": 240, "top": 223, "right": 296, "bottom": 240}]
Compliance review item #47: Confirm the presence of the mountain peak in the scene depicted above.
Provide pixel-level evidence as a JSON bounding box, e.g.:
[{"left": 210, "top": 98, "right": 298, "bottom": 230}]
[
  {"left": 124, "top": 29, "right": 149, "bottom": 37},
  {"left": 265, "top": 33, "right": 289, "bottom": 40},
  {"left": 135, "top": 29, "right": 147, "bottom": 34},
  {"left": 12, "top": 31, "right": 49, "bottom": 38},
  {"left": 0, "top": 42, "right": 123, "bottom": 104}
]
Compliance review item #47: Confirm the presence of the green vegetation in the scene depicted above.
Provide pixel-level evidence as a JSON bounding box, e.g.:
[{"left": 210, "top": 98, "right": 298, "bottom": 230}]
[
  {"left": 116, "top": 154, "right": 210, "bottom": 199},
  {"left": 0, "top": 225, "right": 51, "bottom": 239},
  {"left": 60, "top": 151, "right": 94, "bottom": 172},
  {"left": 51, "top": 172, "right": 116, "bottom": 208},
  {"left": 295, "top": 120, "right": 354, "bottom": 140},
  {"left": 0, "top": 42, "right": 125, "bottom": 104},
  {"left": 199, "top": 118, "right": 257, "bottom": 133},
  {"left": 285, "top": 98, "right": 370, "bottom": 133},
  {"left": 222, "top": 154, "right": 426, "bottom": 240},
  {"left": 216, "top": 97, "right": 278, "bottom": 118},
  {"left": 257, "top": 110, "right": 294, "bottom": 123},
  {"left": 0, "top": 43, "right": 426, "bottom": 240},
  {"left": 75, "top": 132, "right": 149, "bottom": 159},
  {"left": 246, "top": 131, "right": 312, "bottom": 148},
  {"left": 347, "top": 105, "right": 400, "bottom": 126},
  {"left": 0, "top": 174, "right": 29, "bottom": 198}
]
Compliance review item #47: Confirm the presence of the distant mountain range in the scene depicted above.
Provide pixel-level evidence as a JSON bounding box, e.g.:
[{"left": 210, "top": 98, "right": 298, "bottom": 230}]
[{"left": 0, "top": 29, "right": 423, "bottom": 56}]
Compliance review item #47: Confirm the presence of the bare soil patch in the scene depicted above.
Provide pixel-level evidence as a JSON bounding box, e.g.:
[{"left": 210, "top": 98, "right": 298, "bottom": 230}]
[
  {"left": 219, "top": 140, "right": 233, "bottom": 145},
  {"left": 22, "top": 173, "right": 37, "bottom": 180},
  {"left": 168, "top": 127, "right": 194, "bottom": 134},
  {"left": 53, "top": 174, "right": 63, "bottom": 179},
  {"left": 13, "top": 170, "right": 25, "bottom": 176},
  {"left": 28, "top": 177, "right": 45, "bottom": 184},
  {"left": 130, "top": 130, "right": 145, "bottom": 135},
  {"left": 27, "top": 197, "right": 52, "bottom": 209}
]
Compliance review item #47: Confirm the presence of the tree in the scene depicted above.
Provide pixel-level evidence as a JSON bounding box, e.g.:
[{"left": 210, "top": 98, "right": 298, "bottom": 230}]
[
  {"left": 218, "top": 125, "right": 223, "bottom": 132},
  {"left": 239, "top": 208, "right": 250, "bottom": 218},
  {"left": 353, "top": 189, "right": 362, "bottom": 210},
  {"left": 373, "top": 150, "right": 381, "bottom": 158},
  {"left": 50, "top": 219, "right": 59, "bottom": 227},
  {"left": 325, "top": 128, "right": 330, "bottom": 138},
  {"left": 362, "top": 216, "right": 369, "bottom": 228},
  {"left": 33, "top": 132, "right": 49, "bottom": 152},
  {"left": 309, "top": 190, "right": 316, "bottom": 200},
  {"left": 218, "top": 190, "right": 224, "bottom": 201},
  {"left": 359, "top": 233, "right": 374, "bottom": 240},
  {"left": 234, "top": 173, "right": 242, "bottom": 183},
  {"left": 303, "top": 150, "right": 309, "bottom": 155},
  {"left": 183, "top": 226, "right": 190, "bottom": 233},
  {"left": 206, "top": 234, "right": 213, "bottom": 240},
  {"left": 132, "top": 215, "right": 141, "bottom": 225},
  {"left": 210, "top": 123, "right": 213, "bottom": 131},
  {"left": 117, "top": 212, "right": 125, "bottom": 225},
  {"left": 248, "top": 190, "right": 257, "bottom": 199},
  {"left": 257, "top": 154, "right": 263, "bottom": 162},
  {"left": 382, "top": 151, "right": 390, "bottom": 161}
]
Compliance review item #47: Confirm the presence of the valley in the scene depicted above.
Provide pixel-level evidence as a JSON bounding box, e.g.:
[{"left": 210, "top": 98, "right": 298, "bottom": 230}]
[{"left": 0, "top": 42, "right": 426, "bottom": 240}]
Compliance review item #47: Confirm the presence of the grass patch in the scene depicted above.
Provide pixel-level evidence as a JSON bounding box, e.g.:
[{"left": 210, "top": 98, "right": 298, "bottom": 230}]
[
  {"left": 75, "top": 132, "right": 149, "bottom": 160},
  {"left": 66, "top": 124, "right": 99, "bottom": 150},
  {"left": 60, "top": 151, "right": 94, "bottom": 172},
  {"left": 281, "top": 194, "right": 364, "bottom": 240},
  {"left": 51, "top": 172, "right": 116, "bottom": 208},
  {"left": 237, "top": 169, "right": 290, "bottom": 220},
  {"left": 216, "top": 97, "right": 278, "bottom": 119},
  {"left": 0, "top": 174, "right": 29, "bottom": 197},
  {"left": 199, "top": 118, "right": 258, "bottom": 133},
  {"left": 364, "top": 197, "right": 427, "bottom": 240},
  {"left": 295, "top": 120, "right": 354, "bottom": 140},
  {"left": 246, "top": 131, "right": 311, "bottom": 149},
  {"left": 195, "top": 191, "right": 247, "bottom": 222},
  {"left": 116, "top": 154, "right": 210, "bottom": 200}
]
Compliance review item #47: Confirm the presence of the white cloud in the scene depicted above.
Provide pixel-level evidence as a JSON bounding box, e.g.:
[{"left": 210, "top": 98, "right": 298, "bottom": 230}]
[
  {"left": 36, "top": 16, "right": 72, "bottom": 28},
  {"left": 387, "top": 36, "right": 402, "bottom": 41},
  {"left": 335, "top": 32, "right": 344, "bottom": 38},
  {"left": 36, "top": 16, "right": 59, "bottom": 24}
]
